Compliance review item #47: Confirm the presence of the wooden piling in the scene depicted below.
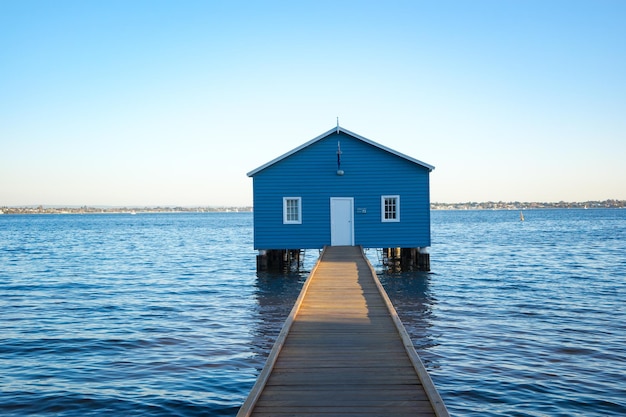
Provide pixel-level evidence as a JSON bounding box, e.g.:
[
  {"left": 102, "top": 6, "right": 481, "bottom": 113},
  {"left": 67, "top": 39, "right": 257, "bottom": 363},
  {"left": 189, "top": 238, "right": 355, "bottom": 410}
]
[
  {"left": 383, "top": 247, "right": 430, "bottom": 272},
  {"left": 257, "top": 249, "right": 303, "bottom": 273}
]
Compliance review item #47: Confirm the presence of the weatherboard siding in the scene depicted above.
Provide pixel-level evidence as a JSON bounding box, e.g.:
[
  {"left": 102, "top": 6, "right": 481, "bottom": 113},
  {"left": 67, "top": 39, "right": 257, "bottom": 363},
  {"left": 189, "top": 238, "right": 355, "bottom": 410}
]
[{"left": 251, "top": 131, "right": 431, "bottom": 250}]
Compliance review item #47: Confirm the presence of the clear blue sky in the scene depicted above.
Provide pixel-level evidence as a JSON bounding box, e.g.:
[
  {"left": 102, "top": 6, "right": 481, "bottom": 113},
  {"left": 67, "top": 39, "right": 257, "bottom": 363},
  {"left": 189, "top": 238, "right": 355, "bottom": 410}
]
[{"left": 2, "top": 0, "right": 624, "bottom": 206}]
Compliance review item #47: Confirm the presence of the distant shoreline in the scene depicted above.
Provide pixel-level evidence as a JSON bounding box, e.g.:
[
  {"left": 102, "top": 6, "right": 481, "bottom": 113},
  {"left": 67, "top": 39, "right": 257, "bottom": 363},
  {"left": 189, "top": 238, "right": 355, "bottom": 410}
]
[
  {"left": 431, "top": 199, "right": 625, "bottom": 210},
  {"left": 1, "top": 200, "right": 624, "bottom": 215},
  {"left": 0, "top": 206, "right": 253, "bottom": 215}
]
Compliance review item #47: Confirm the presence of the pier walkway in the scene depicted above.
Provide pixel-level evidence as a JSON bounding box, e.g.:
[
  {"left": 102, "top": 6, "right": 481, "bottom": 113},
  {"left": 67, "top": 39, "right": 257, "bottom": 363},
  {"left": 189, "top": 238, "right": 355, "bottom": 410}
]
[{"left": 238, "top": 246, "right": 448, "bottom": 417}]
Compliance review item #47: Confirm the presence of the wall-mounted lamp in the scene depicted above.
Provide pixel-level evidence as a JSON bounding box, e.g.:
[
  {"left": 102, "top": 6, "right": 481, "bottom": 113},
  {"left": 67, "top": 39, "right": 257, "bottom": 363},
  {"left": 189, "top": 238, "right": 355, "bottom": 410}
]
[{"left": 336, "top": 141, "right": 344, "bottom": 175}]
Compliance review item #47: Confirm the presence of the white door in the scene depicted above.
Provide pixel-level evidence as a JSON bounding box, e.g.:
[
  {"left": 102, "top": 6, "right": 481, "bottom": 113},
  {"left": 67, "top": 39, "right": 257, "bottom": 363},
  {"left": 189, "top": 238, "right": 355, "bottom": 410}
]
[{"left": 330, "top": 198, "right": 354, "bottom": 246}]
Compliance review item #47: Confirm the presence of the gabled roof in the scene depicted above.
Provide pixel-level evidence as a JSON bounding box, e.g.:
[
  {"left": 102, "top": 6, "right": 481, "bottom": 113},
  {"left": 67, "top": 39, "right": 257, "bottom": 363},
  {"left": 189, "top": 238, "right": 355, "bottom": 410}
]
[{"left": 247, "top": 126, "right": 434, "bottom": 177}]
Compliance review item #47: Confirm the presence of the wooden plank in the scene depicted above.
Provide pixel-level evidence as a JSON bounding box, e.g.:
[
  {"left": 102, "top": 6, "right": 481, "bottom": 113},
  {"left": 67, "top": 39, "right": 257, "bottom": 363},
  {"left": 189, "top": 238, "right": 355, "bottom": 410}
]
[
  {"left": 257, "top": 388, "right": 429, "bottom": 402},
  {"left": 254, "top": 403, "right": 436, "bottom": 412},
  {"left": 266, "top": 372, "right": 420, "bottom": 386},
  {"left": 252, "top": 411, "right": 432, "bottom": 417},
  {"left": 275, "top": 352, "right": 409, "bottom": 360}
]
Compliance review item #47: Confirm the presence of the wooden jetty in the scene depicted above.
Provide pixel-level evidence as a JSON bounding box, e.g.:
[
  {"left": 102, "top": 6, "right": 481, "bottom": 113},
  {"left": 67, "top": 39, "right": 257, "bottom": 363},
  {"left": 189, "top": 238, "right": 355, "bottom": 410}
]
[{"left": 238, "top": 245, "right": 449, "bottom": 417}]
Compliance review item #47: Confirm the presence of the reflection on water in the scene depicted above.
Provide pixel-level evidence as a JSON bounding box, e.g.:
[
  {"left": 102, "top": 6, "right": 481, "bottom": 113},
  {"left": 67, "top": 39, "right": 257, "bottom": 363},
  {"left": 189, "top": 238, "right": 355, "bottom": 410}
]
[
  {"left": 378, "top": 271, "right": 439, "bottom": 366},
  {"left": 248, "top": 272, "right": 307, "bottom": 372}
]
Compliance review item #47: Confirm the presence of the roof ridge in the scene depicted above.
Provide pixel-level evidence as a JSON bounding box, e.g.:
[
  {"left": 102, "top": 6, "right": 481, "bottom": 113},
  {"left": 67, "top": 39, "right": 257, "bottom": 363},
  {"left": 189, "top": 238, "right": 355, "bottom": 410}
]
[{"left": 247, "top": 126, "right": 434, "bottom": 177}]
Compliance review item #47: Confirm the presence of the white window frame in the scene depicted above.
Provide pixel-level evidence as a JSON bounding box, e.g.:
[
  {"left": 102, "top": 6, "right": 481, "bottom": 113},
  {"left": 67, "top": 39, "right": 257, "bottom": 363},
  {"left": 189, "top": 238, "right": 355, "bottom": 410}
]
[
  {"left": 381, "top": 195, "right": 400, "bottom": 222},
  {"left": 283, "top": 197, "right": 302, "bottom": 224}
]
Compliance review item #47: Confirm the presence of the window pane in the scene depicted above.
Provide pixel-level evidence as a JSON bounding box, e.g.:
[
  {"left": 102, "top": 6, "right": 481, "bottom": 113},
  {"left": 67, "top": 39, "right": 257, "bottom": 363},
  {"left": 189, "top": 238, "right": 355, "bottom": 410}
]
[
  {"left": 285, "top": 198, "right": 300, "bottom": 223},
  {"left": 385, "top": 197, "right": 396, "bottom": 219}
]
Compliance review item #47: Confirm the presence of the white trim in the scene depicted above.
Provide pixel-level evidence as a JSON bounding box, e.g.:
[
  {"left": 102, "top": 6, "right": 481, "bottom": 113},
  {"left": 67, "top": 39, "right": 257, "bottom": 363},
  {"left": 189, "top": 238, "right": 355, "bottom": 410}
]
[
  {"left": 283, "top": 197, "right": 302, "bottom": 224},
  {"left": 381, "top": 195, "right": 400, "bottom": 222},
  {"left": 247, "top": 126, "right": 434, "bottom": 177}
]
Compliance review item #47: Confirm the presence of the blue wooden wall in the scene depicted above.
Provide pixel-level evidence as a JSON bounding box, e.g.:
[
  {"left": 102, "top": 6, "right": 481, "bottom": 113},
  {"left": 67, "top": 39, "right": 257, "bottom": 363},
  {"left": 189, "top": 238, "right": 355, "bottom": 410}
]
[{"left": 250, "top": 131, "right": 431, "bottom": 250}]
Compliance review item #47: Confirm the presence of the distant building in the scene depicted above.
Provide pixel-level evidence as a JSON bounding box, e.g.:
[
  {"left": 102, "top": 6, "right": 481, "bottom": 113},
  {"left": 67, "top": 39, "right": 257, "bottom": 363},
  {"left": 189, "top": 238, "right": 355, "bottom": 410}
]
[{"left": 247, "top": 126, "right": 434, "bottom": 271}]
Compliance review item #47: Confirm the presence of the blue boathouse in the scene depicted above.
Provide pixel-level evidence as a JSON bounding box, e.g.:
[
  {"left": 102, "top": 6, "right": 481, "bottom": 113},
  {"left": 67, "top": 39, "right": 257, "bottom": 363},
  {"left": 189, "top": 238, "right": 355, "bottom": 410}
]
[{"left": 247, "top": 125, "right": 434, "bottom": 271}]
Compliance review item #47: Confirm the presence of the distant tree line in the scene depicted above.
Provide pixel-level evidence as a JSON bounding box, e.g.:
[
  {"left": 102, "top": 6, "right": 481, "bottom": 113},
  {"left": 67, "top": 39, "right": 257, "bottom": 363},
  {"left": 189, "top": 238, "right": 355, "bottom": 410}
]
[
  {"left": 0, "top": 206, "right": 253, "bottom": 215},
  {"left": 431, "top": 199, "right": 625, "bottom": 210}
]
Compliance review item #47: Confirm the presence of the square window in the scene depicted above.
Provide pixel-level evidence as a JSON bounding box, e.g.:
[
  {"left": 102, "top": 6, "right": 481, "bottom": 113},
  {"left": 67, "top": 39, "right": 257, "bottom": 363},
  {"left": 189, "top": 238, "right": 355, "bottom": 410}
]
[
  {"left": 283, "top": 197, "right": 302, "bottom": 224},
  {"left": 381, "top": 195, "right": 400, "bottom": 222}
]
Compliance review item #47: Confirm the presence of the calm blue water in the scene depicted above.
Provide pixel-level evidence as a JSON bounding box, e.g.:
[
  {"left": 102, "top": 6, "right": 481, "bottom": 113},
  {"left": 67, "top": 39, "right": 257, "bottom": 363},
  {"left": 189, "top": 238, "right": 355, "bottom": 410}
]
[{"left": 1, "top": 210, "right": 625, "bottom": 416}]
